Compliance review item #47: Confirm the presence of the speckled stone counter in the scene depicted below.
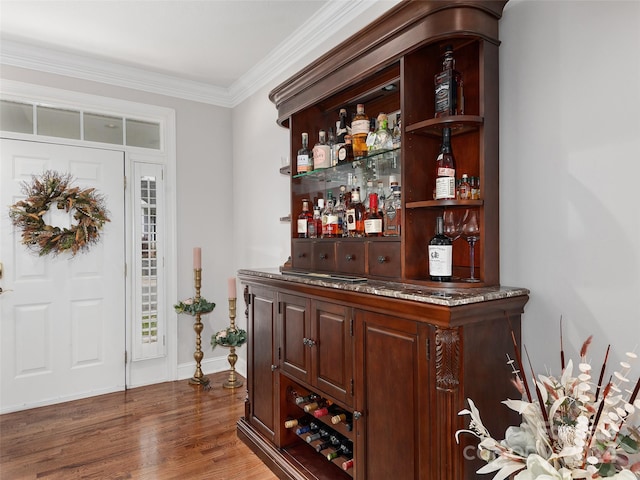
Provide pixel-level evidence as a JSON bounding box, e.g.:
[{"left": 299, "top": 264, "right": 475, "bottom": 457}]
[{"left": 238, "top": 268, "right": 529, "bottom": 307}]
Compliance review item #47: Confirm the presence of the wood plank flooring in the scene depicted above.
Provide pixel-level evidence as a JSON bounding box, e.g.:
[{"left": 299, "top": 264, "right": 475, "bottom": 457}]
[{"left": 0, "top": 372, "right": 278, "bottom": 480}]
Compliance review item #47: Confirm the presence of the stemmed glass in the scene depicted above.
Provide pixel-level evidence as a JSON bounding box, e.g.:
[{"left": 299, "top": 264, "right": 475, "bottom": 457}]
[
  {"left": 461, "top": 209, "right": 480, "bottom": 282},
  {"left": 443, "top": 209, "right": 463, "bottom": 241}
]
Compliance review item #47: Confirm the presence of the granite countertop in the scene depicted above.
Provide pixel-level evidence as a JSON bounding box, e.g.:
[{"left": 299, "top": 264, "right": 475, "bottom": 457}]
[{"left": 238, "top": 268, "right": 529, "bottom": 307}]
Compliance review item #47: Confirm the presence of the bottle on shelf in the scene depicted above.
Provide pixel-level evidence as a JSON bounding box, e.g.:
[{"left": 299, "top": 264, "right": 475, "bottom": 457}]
[
  {"left": 309, "top": 199, "right": 323, "bottom": 239},
  {"left": 351, "top": 103, "right": 369, "bottom": 158},
  {"left": 296, "top": 132, "right": 313, "bottom": 174},
  {"left": 383, "top": 183, "right": 401, "bottom": 237},
  {"left": 284, "top": 415, "right": 310, "bottom": 429},
  {"left": 315, "top": 440, "right": 332, "bottom": 453},
  {"left": 321, "top": 192, "right": 338, "bottom": 238},
  {"left": 363, "top": 180, "right": 374, "bottom": 210},
  {"left": 471, "top": 176, "right": 480, "bottom": 200},
  {"left": 297, "top": 199, "right": 313, "bottom": 238},
  {"left": 327, "top": 128, "right": 337, "bottom": 167},
  {"left": 392, "top": 113, "right": 401, "bottom": 148},
  {"left": 303, "top": 397, "right": 332, "bottom": 413},
  {"left": 342, "top": 458, "right": 354, "bottom": 471},
  {"left": 294, "top": 392, "right": 318, "bottom": 406},
  {"left": 429, "top": 216, "right": 453, "bottom": 282},
  {"left": 305, "top": 426, "right": 330, "bottom": 443},
  {"left": 376, "top": 180, "right": 386, "bottom": 216},
  {"left": 434, "top": 44, "right": 464, "bottom": 118},
  {"left": 335, "top": 187, "right": 347, "bottom": 237},
  {"left": 330, "top": 410, "right": 353, "bottom": 431},
  {"left": 337, "top": 134, "right": 354, "bottom": 164},
  {"left": 371, "top": 113, "right": 393, "bottom": 152},
  {"left": 458, "top": 173, "right": 471, "bottom": 200},
  {"left": 364, "top": 193, "right": 383, "bottom": 237},
  {"left": 434, "top": 127, "right": 456, "bottom": 200},
  {"left": 346, "top": 188, "right": 365, "bottom": 237},
  {"left": 313, "top": 130, "right": 331, "bottom": 169},
  {"left": 336, "top": 108, "right": 348, "bottom": 144},
  {"left": 327, "top": 439, "right": 353, "bottom": 461},
  {"left": 365, "top": 116, "right": 377, "bottom": 152}
]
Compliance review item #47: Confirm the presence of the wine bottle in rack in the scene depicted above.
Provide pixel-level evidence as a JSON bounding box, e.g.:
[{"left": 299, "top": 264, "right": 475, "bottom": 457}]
[
  {"left": 342, "top": 458, "right": 354, "bottom": 471},
  {"left": 303, "top": 397, "right": 332, "bottom": 413},
  {"left": 306, "top": 427, "right": 331, "bottom": 444},
  {"left": 315, "top": 440, "right": 332, "bottom": 453},
  {"left": 284, "top": 415, "right": 310, "bottom": 429},
  {"left": 327, "top": 439, "right": 353, "bottom": 461}
]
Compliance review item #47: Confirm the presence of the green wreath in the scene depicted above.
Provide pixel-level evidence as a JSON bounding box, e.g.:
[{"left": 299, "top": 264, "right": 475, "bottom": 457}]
[{"left": 9, "top": 170, "right": 110, "bottom": 256}]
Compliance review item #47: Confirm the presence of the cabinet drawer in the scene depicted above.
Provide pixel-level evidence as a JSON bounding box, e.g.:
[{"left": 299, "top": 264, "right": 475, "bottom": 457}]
[
  {"left": 291, "top": 240, "right": 312, "bottom": 270},
  {"left": 312, "top": 242, "right": 336, "bottom": 272},
  {"left": 335, "top": 241, "right": 365, "bottom": 275},
  {"left": 368, "top": 241, "right": 401, "bottom": 279}
]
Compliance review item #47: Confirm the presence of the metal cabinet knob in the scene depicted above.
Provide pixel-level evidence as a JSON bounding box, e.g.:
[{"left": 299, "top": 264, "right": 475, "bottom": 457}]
[
  {"left": 345, "top": 254, "right": 354, "bottom": 262},
  {"left": 271, "top": 364, "right": 279, "bottom": 371},
  {"left": 377, "top": 255, "right": 387, "bottom": 264},
  {"left": 303, "top": 337, "right": 317, "bottom": 347},
  {"left": 298, "top": 252, "right": 306, "bottom": 258},
  {"left": 319, "top": 253, "right": 328, "bottom": 260},
  {"left": 353, "top": 411, "right": 363, "bottom": 420}
]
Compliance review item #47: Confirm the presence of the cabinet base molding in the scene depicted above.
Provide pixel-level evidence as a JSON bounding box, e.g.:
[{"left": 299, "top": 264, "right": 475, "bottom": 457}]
[{"left": 237, "top": 417, "right": 351, "bottom": 480}]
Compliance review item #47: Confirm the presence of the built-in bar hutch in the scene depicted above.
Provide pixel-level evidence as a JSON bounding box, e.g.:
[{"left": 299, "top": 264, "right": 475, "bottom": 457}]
[{"left": 237, "top": 2, "right": 529, "bottom": 479}]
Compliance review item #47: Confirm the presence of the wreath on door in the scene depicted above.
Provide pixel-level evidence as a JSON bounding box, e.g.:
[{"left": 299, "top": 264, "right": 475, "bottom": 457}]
[{"left": 9, "top": 170, "right": 110, "bottom": 256}]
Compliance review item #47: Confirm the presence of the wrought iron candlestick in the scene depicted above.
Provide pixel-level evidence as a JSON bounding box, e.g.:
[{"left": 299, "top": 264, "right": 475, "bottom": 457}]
[
  {"left": 189, "top": 268, "right": 209, "bottom": 386},
  {"left": 222, "top": 297, "right": 243, "bottom": 389}
]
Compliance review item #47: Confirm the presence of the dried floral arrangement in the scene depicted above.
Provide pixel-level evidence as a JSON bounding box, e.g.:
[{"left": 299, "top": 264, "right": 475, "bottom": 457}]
[
  {"left": 9, "top": 171, "right": 110, "bottom": 256},
  {"left": 456, "top": 322, "right": 640, "bottom": 480},
  {"left": 211, "top": 326, "right": 247, "bottom": 349},
  {"left": 174, "top": 297, "right": 215, "bottom": 316}
]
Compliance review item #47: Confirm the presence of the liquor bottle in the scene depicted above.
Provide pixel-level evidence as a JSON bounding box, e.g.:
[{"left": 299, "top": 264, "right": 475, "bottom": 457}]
[
  {"left": 458, "top": 173, "right": 471, "bottom": 200},
  {"left": 363, "top": 180, "right": 374, "bottom": 210},
  {"left": 296, "top": 132, "right": 313, "bottom": 173},
  {"left": 383, "top": 185, "right": 401, "bottom": 237},
  {"left": 364, "top": 193, "right": 383, "bottom": 237},
  {"left": 321, "top": 192, "right": 338, "bottom": 238},
  {"left": 337, "top": 135, "right": 354, "bottom": 164},
  {"left": 297, "top": 199, "right": 313, "bottom": 238},
  {"left": 335, "top": 187, "right": 347, "bottom": 237},
  {"left": 328, "top": 128, "right": 337, "bottom": 167},
  {"left": 392, "top": 114, "right": 401, "bottom": 148},
  {"left": 429, "top": 216, "right": 453, "bottom": 282},
  {"left": 336, "top": 108, "right": 348, "bottom": 144},
  {"left": 434, "top": 45, "right": 464, "bottom": 118},
  {"left": 310, "top": 199, "right": 323, "bottom": 239},
  {"left": 371, "top": 113, "right": 393, "bottom": 152},
  {"left": 345, "top": 188, "right": 365, "bottom": 237},
  {"left": 312, "top": 130, "right": 331, "bottom": 169},
  {"left": 434, "top": 128, "right": 456, "bottom": 200},
  {"left": 365, "top": 116, "right": 377, "bottom": 152},
  {"left": 351, "top": 104, "right": 369, "bottom": 158},
  {"left": 376, "top": 181, "right": 386, "bottom": 216},
  {"left": 471, "top": 176, "right": 480, "bottom": 200}
]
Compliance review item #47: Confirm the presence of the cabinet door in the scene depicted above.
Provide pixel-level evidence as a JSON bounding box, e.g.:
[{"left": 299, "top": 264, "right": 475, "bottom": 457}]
[
  {"left": 279, "top": 292, "right": 311, "bottom": 383},
  {"left": 247, "top": 285, "right": 278, "bottom": 442},
  {"left": 354, "top": 310, "right": 426, "bottom": 480},
  {"left": 311, "top": 300, "right": 353, "bottom": 405}
]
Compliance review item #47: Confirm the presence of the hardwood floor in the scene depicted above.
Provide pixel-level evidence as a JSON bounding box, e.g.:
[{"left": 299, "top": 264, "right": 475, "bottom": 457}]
[{"left": 0, "top": 372, "right": 278, "bottom": 480}]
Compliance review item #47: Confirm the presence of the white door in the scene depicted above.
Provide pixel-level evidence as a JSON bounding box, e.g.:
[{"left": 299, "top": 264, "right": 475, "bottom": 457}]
[{"left": 0, "top": 139, "right": 125, "bottom": 413}]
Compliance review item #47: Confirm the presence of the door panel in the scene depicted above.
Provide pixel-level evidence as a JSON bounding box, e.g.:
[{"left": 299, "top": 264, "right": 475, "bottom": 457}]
[
  {"left": 0, "top": 139, "right": 125, "bottom": 412},
  {"left": 279, "top": 292, "right": 310, "bottom": 382}
]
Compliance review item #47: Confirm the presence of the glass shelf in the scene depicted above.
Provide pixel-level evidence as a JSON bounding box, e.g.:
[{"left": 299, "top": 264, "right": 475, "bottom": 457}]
[{"left": 293, "top": 147, "right": 401, "bottom": 184}]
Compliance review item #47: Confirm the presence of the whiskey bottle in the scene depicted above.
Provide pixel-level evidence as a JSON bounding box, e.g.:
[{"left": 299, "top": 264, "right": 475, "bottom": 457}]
[
  {"left": 429, "top": 216, "right": 453, "bottom": 282},
  {"left": 458, "top": 173, "right": 471, "bottom": 200},
  {"left": 434, "top": 45, "right": 464, "bottom": 118},
  {"left": 365, "top": 116, "right": 377, "bottom": 152},
  {"left": 346, "top": 188, "right": 365, "bottom": 237},
  {"left": 321, "top": 192, "right": 338, "bottom": 238},
  {"left": 351, "top": 104, "right": 369, "bottom": 158},
  {"left": 337, "top": 134, "right": 354, "bottom": 164},
  {"left": 335, "top": 187, "right": 347, "bottom": 237},
  {"left": 297, "top": 199, "right": 313, "bottom": 238},
  {"left": 296, "top": 132, "right": 313, "bottom": 173},
  {"left": 364, "top": 193, "right": 383, "bottom": 237},
  {"left": 327, "top": 128, "right": 337, "bottom": 167},
  {"left": 383, "top": 185, "right": 401, "bottom": 237},
  {"left": 336, "top": 108, "right": 348, "bottom": 144},
  {"left": 309, "top": 200, "right": 323, "bottom": 239},
  {"left": 434, "top": 128, "right": 456, "bottom": 200},
  {"left": 312, "top": 130, "right": 331, "bottom": 169}
]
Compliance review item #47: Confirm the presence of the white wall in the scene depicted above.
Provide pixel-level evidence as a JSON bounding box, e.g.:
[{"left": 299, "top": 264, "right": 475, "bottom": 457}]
[{"left": 234, "top": 0, "right": 640, "bottom": 383}]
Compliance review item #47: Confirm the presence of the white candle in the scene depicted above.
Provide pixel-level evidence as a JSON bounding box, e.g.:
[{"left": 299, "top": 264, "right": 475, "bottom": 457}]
[
  {"left": 228, "top": 277, "right": 236, "bottom": 299},
  {"left": 193, "top": 247, "right": 201, "bottom": 269}
]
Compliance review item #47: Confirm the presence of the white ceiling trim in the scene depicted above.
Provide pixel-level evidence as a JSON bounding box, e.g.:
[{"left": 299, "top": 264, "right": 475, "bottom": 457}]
[{"left": 0, "top": 1, "right": 385, "bottom": 108}]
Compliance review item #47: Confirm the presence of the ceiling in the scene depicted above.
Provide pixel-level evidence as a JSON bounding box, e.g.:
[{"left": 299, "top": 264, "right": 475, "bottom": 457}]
[{"left": 0, "top": 0, "right": 399, "bottom": 107}]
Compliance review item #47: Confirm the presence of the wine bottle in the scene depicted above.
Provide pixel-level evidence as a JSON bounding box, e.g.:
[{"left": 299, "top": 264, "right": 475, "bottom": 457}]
[
  {"left": 284, "top": 415, "right": 310, "bottom": 429},
  {"left": 434, "top": 128, "right": 456, "bottom": 200},
  {"left": 297, "top": 199, "right": 313, "bottom": 238},
  {"left": 434, "top": 45, "right": 464, "bottom": 118},
  {"left": 315, "top": 440, "right": 332, "bottom": 453},
  {"left": 294, "top": 392, "right": 317, "bottom": 406},
  {"left": 303, "top": 397, "right": 332, "bottom": 413},
  {"left": 296, "top": 132, "right": 313, "bottom": 173},
  {"left": 429, "top": 216, "right": 453, "bottom": 282},
  {"left": 342, "top": 458, "right": 354, "bottom": 471}
]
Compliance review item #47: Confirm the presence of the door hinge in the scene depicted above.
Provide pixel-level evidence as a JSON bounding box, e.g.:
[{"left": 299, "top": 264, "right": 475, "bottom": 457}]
[
  {"left": 350, "top": 378, "right": 354, "bottom": 396},
  {"left": 278, "top": 301, "right": 281, "bottom": 315},
  {"left": 278, "top": 347, "right": 281, "bottom": 361},
  {"left": 426, "top": 337, "right": 430, "bottom": 361},
  {"left": 124, "top": 175, "right": 127, "bottom": 190},
  {"left": 349, "top": 317, "right": 354, "bottom": 337}
]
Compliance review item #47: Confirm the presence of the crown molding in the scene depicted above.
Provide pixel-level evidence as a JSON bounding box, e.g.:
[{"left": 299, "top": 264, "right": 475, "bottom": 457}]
[{"left": 1, "top": 0, "right": 396, "bottom": 108}]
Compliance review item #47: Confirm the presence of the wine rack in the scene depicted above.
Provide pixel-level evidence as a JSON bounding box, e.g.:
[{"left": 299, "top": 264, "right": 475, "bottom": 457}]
[{"left": 282, "top": 380, "right": 355, "bottom": 478}]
